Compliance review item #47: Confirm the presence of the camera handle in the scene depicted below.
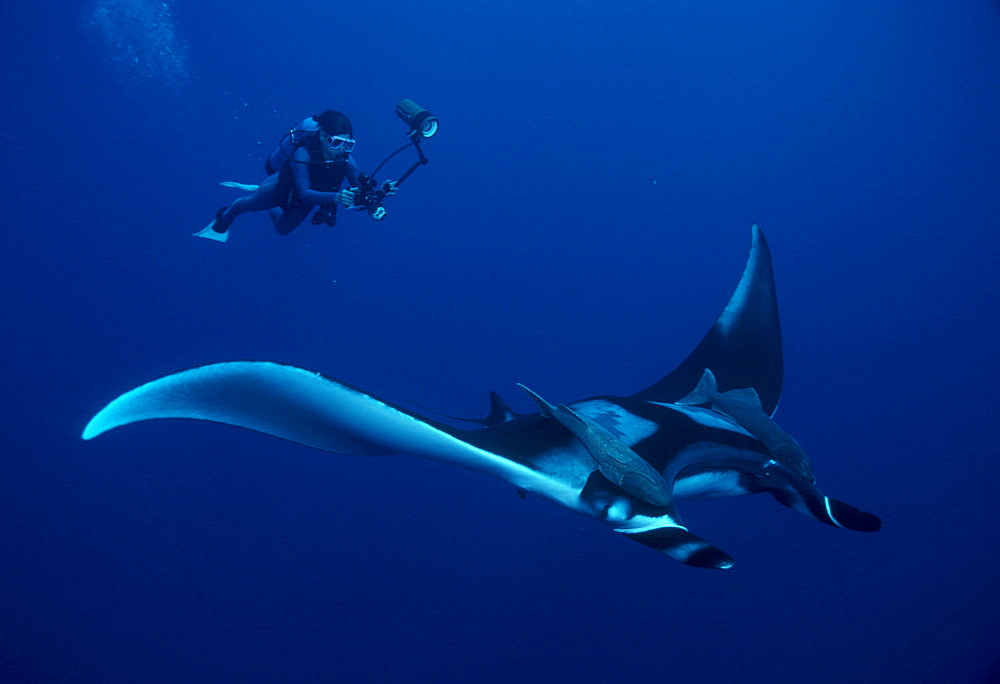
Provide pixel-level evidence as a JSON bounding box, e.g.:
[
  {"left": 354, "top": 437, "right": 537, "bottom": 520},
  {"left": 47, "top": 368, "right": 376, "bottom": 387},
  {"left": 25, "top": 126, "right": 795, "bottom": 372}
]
[
  {"left": 393, "top": 138, "right": 429, "bottom": 187},
  {"left": 369, "top": 137, "right": 429, "bottom": 189}
]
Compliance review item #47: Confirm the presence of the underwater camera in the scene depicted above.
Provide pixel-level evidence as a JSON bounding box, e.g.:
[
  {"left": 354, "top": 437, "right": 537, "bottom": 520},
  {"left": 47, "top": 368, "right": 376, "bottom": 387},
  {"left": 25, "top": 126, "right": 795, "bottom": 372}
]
[{"left": 352, "top": 173, "right": 390, "bottom": 221}]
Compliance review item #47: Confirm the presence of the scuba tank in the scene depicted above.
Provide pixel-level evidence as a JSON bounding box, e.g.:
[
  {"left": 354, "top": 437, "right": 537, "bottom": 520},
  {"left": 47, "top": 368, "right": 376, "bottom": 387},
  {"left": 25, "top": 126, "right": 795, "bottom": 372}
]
[{"left": 265, "top": 116, "right": 322, "bottom": 175}]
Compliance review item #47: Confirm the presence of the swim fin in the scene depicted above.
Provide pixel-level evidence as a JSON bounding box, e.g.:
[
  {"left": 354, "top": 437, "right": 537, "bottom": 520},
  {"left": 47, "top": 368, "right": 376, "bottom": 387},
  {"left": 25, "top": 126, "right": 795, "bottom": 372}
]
[
  {"left": 193, "top": 221, "right": 229, "bottom": 242},
  {"left": 219, "top": 181, "right": 259, "bottom": 192},
  {"left": 193, "top": 207, "right": 230, "bottom": 243}
]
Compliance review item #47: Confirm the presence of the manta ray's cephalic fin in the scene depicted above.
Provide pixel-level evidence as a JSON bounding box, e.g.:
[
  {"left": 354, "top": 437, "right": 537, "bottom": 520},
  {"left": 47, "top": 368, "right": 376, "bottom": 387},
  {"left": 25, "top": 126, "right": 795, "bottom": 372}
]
[{"left": 619, "top": 526, "right": 735, "bottom": 570}]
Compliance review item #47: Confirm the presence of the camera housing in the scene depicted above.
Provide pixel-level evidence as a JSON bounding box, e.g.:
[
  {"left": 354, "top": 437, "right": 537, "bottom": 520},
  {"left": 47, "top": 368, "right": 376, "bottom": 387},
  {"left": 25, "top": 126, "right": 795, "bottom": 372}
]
[{"left": 352, "top": 173, "right": 387, "bottom": 221}]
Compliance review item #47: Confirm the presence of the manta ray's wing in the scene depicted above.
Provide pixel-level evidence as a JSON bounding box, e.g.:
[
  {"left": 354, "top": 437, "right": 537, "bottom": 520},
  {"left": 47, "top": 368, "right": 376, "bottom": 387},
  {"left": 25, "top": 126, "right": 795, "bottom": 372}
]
[
  {"left": 82, "top": 361, "right": 556, "bottom": 494},
  {"left": 631, "top": 225, "right": 784, "bottom": 416}
]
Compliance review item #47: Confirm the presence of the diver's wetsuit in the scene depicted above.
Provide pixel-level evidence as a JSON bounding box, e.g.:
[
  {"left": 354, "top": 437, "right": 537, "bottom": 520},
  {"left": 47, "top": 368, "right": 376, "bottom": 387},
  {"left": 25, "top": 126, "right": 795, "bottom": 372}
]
[{"left": 219, "top": 144, "right": 360, "bottom": 235}]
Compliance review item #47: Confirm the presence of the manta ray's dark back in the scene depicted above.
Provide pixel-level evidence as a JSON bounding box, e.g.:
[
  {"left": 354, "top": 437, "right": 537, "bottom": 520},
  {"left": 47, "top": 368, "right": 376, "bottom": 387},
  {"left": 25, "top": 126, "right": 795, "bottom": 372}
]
[{"left": 631, "top": 225, "right": 784, "bottom": 417}]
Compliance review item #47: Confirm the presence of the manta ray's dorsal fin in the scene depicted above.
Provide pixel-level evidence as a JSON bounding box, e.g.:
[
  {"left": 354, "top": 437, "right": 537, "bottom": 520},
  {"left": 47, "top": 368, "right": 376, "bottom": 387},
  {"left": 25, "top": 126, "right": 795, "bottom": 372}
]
[
  {"left": 483, "top": 390, "right": 518, "bottom": 424},
  {"left": 407, "top": 391, "right": 518, "bottom": 427},
  {"left": 632, "top": 225, "right": 783, "bottom": 417}
]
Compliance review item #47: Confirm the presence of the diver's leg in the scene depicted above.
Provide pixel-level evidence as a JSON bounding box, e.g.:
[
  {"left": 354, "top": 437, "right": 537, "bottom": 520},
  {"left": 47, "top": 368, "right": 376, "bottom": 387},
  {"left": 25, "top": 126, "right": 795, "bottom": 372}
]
[
  {"left": 271, "top": 205, "right": 311, "bottom": 236},
  {"left": 215, "top": 174, "right": 281, "bottom": 231}
]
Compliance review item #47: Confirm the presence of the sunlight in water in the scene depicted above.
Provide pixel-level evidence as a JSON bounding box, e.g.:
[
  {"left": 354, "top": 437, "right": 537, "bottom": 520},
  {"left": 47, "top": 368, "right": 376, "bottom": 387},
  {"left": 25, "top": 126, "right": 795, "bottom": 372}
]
[{"left": 86, "top": 0, "right": 190, "bottom": 85}]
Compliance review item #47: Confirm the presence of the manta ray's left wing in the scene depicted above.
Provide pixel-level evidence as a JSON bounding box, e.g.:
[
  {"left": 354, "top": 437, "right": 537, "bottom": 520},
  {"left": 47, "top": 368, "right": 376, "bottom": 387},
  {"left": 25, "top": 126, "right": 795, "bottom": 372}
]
[{"left": 82, "top": 361, "right": 562, "bottom": 496}]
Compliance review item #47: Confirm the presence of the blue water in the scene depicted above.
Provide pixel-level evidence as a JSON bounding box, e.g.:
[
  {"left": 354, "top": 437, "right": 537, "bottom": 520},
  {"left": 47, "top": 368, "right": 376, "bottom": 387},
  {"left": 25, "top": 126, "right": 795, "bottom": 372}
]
[{"left": 3, "top": 1, "right": 999, "bottom": 681}]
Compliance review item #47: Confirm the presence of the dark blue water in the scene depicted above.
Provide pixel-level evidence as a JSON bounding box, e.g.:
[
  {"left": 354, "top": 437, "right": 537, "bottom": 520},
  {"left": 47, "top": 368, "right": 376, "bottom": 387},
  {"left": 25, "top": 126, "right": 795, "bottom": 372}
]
[{"left": 3, "top": 1, "right": 999, "bottom": 681}]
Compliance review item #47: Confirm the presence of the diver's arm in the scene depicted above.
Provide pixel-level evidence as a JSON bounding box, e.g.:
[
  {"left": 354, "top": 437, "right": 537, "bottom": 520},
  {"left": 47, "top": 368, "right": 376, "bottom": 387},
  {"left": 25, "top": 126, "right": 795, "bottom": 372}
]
[
  {"left": 290, "top": 147, "right": 352, "bottom": 206},
  {"left": 344, "top": 156, "right": 361, "bottom": 187},
  {"left": 335, "top": 157, "right": 360, "bottom": 207}
]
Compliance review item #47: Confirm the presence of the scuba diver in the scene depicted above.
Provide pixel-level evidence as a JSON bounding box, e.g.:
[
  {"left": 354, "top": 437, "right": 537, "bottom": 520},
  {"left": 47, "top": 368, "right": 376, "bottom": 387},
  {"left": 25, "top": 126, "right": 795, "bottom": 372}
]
[
  {"left": 197, "top": 101, "right": 437, "bottom": 242},
  {"left": 200, "top": 110, "right": 397, "bottom": 240}
]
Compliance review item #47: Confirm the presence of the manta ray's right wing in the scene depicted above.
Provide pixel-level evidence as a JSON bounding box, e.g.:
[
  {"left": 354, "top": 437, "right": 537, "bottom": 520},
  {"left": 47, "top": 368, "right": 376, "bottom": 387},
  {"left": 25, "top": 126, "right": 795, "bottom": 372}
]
[{"left": 631, "top": 225, "right": 784, "bottom": 416}]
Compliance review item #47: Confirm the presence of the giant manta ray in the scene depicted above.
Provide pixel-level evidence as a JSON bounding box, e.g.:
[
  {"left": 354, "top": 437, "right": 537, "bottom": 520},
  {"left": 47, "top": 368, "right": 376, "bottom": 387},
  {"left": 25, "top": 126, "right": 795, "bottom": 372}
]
[{"left": 83, "top": 226, "right": 880, "bottom": 569}]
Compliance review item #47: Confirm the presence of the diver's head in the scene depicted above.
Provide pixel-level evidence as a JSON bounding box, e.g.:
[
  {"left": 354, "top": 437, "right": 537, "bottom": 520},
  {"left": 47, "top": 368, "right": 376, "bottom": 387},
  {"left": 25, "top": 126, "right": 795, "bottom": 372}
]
[
  {"left": 314, "top": 110, "right": 355, "bottom": 159},
  {"left": 315, "top": 110, "right": 353, "bottom": 138}
]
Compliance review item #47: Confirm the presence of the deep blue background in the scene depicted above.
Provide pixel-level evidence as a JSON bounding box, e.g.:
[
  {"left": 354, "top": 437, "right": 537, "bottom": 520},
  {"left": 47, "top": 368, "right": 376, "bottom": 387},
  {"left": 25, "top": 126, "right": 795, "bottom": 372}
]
[{"left": 2, "top": 1, "right": 999, "bottom": 681}]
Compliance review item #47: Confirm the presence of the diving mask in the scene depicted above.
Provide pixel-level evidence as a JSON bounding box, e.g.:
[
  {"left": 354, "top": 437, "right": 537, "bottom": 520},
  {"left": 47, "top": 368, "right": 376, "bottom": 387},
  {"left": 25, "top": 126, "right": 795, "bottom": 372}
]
[{"left": 327, "top": 135, "right": 356, "bottom": 152}]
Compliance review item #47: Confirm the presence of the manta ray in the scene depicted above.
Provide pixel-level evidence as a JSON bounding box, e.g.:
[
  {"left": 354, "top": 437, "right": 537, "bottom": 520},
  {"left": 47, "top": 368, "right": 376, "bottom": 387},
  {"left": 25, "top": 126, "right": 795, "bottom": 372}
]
[{"left": 83, "top": 226, "right": 880, "bottom": 569}]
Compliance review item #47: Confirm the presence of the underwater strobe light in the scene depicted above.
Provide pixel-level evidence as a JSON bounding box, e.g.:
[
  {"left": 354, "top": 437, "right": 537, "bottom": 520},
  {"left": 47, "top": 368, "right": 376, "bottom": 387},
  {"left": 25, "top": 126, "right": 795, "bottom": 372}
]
[{"left": 395, "top": 99, "right": 438, "bottom": 139}]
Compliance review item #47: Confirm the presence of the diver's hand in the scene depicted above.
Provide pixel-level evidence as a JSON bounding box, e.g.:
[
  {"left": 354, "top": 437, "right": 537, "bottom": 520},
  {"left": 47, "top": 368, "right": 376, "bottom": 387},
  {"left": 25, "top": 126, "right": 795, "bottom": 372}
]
[
  {"left": 337, "top": 188, "right": 356, "bottom": 207},
  {"left": 381, "top": 180, "right": 398, "bottom": 196}
]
